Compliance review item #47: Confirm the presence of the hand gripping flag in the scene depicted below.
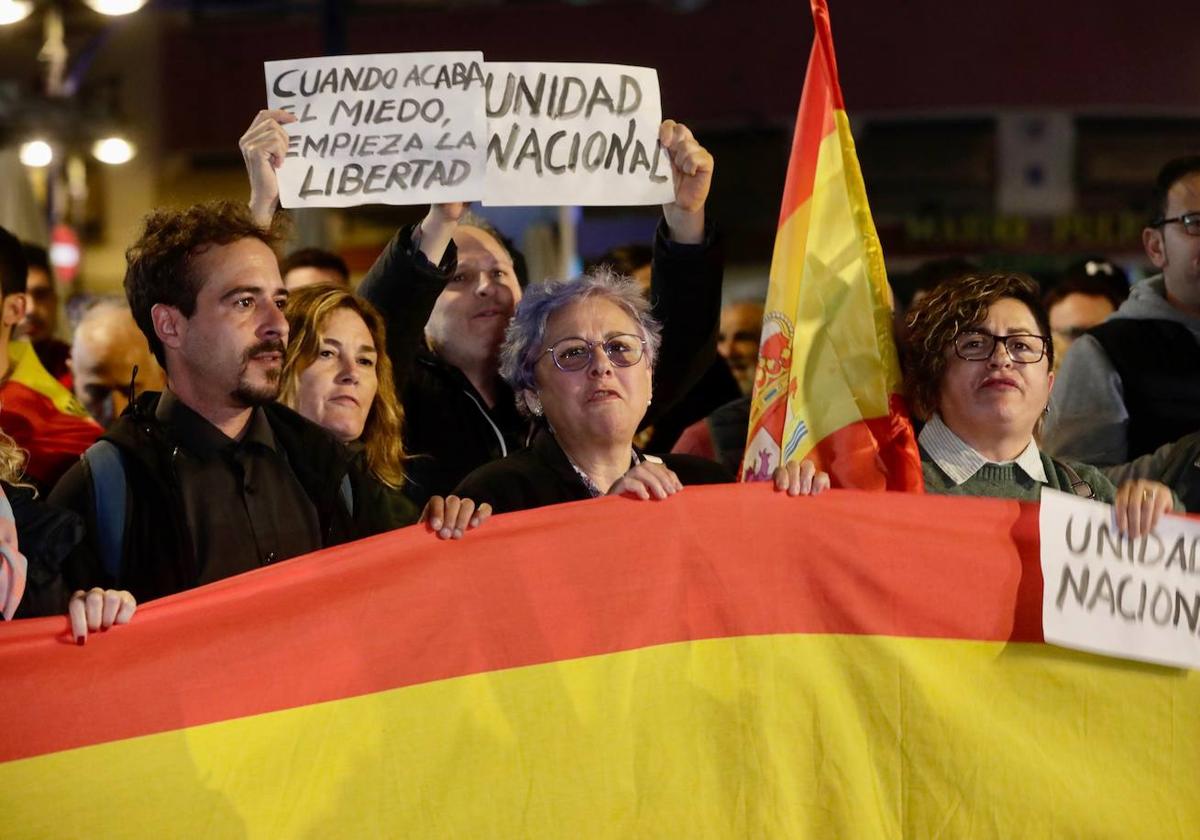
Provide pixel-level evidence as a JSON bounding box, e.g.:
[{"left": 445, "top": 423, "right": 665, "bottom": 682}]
[{"left": 742, "top": 0, "right": 922, "bottom": 490}]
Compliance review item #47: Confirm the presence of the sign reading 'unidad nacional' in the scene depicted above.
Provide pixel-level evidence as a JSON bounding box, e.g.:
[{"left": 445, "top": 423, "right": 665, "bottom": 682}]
[
  {"left": 1040, "top": 488, "right": 1200, "bottom": 669},
  {"left": 263, "top": 53, "right": 674, "bottom": 208}
]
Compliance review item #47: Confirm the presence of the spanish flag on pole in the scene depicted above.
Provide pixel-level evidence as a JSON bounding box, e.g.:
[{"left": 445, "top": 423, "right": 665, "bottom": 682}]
[{"left": 742, "top": 0, "right": 922, "bottom": 490}]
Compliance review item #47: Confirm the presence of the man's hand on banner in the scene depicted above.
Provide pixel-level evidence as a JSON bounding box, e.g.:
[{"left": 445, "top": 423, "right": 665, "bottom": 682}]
[
  {"left": 772, "top": 460, "right": 833, "bottom": 496},
  {"left": 659, "top": 119, "right": 713, "bottom": 245},
  {"left": 240, "top": 108, "right": 297, "bottom": 227},
  {"left": 68, "top": 588, "right": 136, "bottom": 645}
]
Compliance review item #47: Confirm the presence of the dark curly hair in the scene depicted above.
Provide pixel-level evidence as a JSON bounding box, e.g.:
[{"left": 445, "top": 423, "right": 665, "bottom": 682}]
[
  {"left": 124, "top": 201, "right": 285, "bottom": 368},
  {"left": 903, "top": 273, "right": 1052, "bottom": 421}
]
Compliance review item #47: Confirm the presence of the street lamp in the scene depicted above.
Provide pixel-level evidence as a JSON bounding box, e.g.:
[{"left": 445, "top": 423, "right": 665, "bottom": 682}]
[
  {"left": 19, "top": 139, "right": 53, "bottom": 167},
  {"left": 0, "top": 0, "right": 148, "bottom": 26},
  {"left": 81, "top": 0, "right": 147, "bottom": 15},
  {"left": 91, "top": 135, "right": 134, "bottom": 164},
  {"left": 0, "top": 0, "right": 32, "bottom": 26}
]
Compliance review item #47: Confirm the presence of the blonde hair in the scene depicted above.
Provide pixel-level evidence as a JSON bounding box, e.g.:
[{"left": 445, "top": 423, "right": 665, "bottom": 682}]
[
  {"left": 279, "top": 284, "right": 407, "bottom": 488},
  {"left": 0, "top": 430, "right": 29, "bottom": 486}
]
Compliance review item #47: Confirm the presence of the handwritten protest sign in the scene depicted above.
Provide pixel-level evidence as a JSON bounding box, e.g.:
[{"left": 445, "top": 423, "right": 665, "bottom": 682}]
[
  {"left": 1040, "top": 487, "right": 1200, "bottom": 669},
  {"left": 264, "top": 52, "right": 487, "bottom": 208},
  {"left": 481, "top": 62, "right": 674, "bottom": 207}
]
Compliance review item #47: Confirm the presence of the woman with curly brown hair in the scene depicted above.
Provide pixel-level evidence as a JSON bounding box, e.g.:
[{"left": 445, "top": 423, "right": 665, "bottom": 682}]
[
  {"left": 279, "top": 284, "right": 419, "bottom": 527},
  {"left": 902, "top": 272, "right": 1173, "bottom": 536}
]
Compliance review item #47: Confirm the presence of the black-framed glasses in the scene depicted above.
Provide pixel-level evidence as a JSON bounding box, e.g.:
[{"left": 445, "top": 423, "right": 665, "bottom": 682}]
[
  {"left": 1151, "top": 212, "right": 1200, "bottom": 236},
  {"left": 953, "top": 330, "right": 1048, "bottom": 364},
  {"left": 544, "top": 334, "right": 646, "bottom": 372}
]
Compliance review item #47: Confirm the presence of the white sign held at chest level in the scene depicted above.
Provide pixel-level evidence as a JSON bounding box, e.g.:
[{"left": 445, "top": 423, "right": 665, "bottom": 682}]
[{"left": 1040, "top": 487, "right": 1200, "bottom": 669}]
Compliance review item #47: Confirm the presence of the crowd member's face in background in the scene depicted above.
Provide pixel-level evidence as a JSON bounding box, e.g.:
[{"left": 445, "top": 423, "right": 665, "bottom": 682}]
[
  {"left": 718, "top": 301, "right": 764, "bottom": 396},
  {"left": 294, "top": 306, "right": 379, "bottom": 442},
  {"left": 629, "top": 263, "right": 652, "bottom": 293},
  {"left": 1047, "top": 293, "right": 1114, "bottom": 366},
  {"left": 72, "top": 304, "right": 165, "bottom": 427},
  {"left": 425, "top": 226, "right": 521, "bottom": 373},
  {"left": 21, "top": 264, "right": 57, "bottom": 343},
  {"left": 1145, "top": 171, "right": 1200, "bottom": 314},
  {"left": 284, "top": 266, "right": 346, "bottom": 291}
]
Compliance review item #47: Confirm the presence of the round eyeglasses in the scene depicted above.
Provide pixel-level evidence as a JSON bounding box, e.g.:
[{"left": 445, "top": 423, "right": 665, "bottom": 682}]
[
  {"left": 953, "top": 330, "right": 1048, "bottom": 364},
  {"left": 543, "top": 334, "right": 647, "bottom": 372}
]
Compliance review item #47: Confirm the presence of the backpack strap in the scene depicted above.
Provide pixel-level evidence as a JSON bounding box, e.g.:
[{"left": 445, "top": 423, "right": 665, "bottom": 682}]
[
  {"left": 1054, "top": 459, "right": 1096, "bottom": 500},
  {"left": 83, "top": 441, "right": 127, "bottom": 581}
]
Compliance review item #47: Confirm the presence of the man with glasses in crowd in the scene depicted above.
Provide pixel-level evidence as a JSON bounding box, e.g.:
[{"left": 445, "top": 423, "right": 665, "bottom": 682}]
[{"left": 1043, "top": 156, "right": 1200, "bottom": 472}]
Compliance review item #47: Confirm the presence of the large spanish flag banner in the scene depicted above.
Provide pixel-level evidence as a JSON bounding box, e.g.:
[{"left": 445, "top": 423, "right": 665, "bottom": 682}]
[
  {"left": 1, "top": 485, "right": 1197, "bottom": 837},
  {"left": 743, "top": 0, "right": 921, "bottom": 490}
]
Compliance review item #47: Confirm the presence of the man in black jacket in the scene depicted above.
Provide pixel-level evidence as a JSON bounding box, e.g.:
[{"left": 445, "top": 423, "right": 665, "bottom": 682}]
[{"left": 47, "top": 202, "right": 398, "bottom": 622}]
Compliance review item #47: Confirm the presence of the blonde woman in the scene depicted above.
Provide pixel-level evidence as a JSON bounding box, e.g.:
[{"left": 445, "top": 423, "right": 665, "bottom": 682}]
[{"left": 279, "top": 284, "right": 419, "bottom": 527}]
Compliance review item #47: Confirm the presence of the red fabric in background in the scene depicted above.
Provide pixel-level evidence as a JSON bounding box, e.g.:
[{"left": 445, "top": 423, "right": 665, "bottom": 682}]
[{"left": 0, "top": 380, "right": 100, "bottom": 488}]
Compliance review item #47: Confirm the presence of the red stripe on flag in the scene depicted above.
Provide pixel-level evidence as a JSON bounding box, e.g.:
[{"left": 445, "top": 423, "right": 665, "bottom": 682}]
[
  {"left": 806, "top": 397, "right": 924, "bottom": 491},
  {"left": 0, "top": 486, "right": 1044, "bottom": 762},
  {"left": 776, "top": 0, "right": 844, "bottom": 223}
]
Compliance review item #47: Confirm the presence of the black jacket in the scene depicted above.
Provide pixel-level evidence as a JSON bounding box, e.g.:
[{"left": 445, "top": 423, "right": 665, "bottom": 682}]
[
  {"left": 358, "top": 220, "right": 724, "bottom": 508},
  {"left": 1088, "top": 318, "right": 1200, "bottom": 460},
  {"left": 7, "top": 481, "right": 86, "bottom": 619},
  {"left": 453, "top": 428, "right": 733, "bottom": 515},
  {"left": 46, "top": 392, "right": 396, "bottom": 608}
]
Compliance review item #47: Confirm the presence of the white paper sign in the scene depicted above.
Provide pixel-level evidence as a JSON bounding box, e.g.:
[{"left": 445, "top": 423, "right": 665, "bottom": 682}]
[
  {"left": 265, "top": 52, "right": 488, "bottom": 208},
  {"left": 1040, "top": 487, "right": 1200, "bottom": 669},
  {"left": 481, "top": 61, "right": 675, "bottom": 207}
]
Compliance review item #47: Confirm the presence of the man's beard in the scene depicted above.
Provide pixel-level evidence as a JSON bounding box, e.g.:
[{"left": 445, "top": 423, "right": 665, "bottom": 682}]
[{"left": 232, "top": 339, "right": 285, "bottom": 406}]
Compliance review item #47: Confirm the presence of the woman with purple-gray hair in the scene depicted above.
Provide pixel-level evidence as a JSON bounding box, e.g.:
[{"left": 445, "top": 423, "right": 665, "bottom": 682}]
[{"left": 452, "top": 267, "right": 734, "bottom": 513}]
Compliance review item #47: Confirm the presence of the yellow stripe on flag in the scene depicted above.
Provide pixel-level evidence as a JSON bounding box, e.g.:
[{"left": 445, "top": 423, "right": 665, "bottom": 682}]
[
  {"left": 8, "top": 340, "right": 90, "bottom": 418},
  {"left": 751, "top": 123, "right": 901, "bottom": 466},
  {"left": 5, "top": 634, "right": 1196, "bottom": 839}
]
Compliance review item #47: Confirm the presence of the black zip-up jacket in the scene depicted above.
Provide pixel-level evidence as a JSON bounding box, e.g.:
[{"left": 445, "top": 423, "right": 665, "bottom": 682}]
[
  {"left": 44, "top": 392, "right": 395, "bottom": 609},
  {"left": 454, "top": 428, "right": 733, "bottom": 515},
  {"left": 358, "top": 219, "right": 724, "bottom": 508}
]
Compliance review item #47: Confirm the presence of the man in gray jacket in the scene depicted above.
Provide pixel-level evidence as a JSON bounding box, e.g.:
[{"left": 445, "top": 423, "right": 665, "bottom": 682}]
[{"left": 1043, "top": 156, "right": 1200, "bottom": 473}]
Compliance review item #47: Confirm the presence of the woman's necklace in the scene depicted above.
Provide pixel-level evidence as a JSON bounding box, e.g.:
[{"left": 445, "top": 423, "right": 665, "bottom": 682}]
[{"left": 562, "top": 447, "right": 642, "bottom": 498}]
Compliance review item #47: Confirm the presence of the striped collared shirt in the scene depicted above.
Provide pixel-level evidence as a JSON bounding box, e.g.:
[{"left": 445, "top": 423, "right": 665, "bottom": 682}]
[{"left": 918, "top": 413, "right": 1048, "bottom": 486}]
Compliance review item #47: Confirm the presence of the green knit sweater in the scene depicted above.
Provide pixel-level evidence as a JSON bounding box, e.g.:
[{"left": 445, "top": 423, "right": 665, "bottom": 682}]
[{"left": 921, "top": 447, "right": 1117, "bottom": 503}]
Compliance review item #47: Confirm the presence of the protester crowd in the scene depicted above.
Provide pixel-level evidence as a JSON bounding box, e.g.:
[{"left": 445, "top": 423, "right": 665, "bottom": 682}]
[{"left": 0, "top": 110, "right": 1196, "bottom": 642}]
